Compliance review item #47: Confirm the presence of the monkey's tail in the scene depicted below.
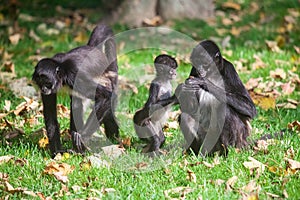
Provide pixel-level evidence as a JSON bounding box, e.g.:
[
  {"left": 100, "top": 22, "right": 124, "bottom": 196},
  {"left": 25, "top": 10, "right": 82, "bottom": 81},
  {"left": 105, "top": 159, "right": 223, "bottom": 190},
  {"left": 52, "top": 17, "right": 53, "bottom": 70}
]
[{"left": 87, "top": 24, "right": 114, "bottom": 47}]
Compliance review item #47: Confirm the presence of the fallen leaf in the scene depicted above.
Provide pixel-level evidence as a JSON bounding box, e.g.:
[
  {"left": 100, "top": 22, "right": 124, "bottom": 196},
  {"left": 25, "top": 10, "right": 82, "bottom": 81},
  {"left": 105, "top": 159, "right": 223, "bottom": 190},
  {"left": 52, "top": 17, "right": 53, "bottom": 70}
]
[
  {"left": 164, "top": 187, "right": 193, "bottom": 199},
  {"left": 202, "top": 161, "right": 214, "bottom": 168},
  {"left": 74, "top": 31, "right": 88, "bottom": 43},
  {"left": 0, "top": 155, "right": 14, "bottom": 164},
  {"left": 87, "top": 155, "right": 110, "bottom": 168},
  {"left": 270, "top": 68, "right": 286, "bottom": 79},
  {"left": 9, "top": 33, "right": 21, "bottom": 45},
  {"left": 103, "top": 188, "right": 116, "bottom": 194},
  {"left": 226, "top": 176, "right": 238, "bottom": 191},
  {"left": 266, "top": 192, "right": 280, "bottom": 198},
  {"left": 38, "top": 136, "right": 49, "bottom": 148},
  {"left": 44, "top": 162, "right": 74, "bottom": 176},
  {"left": 245, "top": 78, "right": 263, "bottom": 90},
  {"left": 4, "top": 100, "right": 11, "bottom": 112},
  {"left": 251, "top": 55, "right": 266, "bottom": 69},
  {"left": 284, "top": 158, "right": 300, "bottom": 170},
  {"left": 122, "top": 137, "right": 131, "bottom": 147},
  {"left": 252, "top": 95, "right": 276, "bottom": 110},
  {"left": 80, "top": 160, "right": 92, "bottom": 171},
  {"left": 212, "top": 179, "right": 225, "bottom": 186},
  {"left": 186, "top": 168, "right": 197, "bottom": 183},
  {"left": 242, "top": 180, "right": 258, "bottom": 193},
  {"left": 265, "top": 40, "right": 282, "bottom": 53},
  {"left": 222, "top": 2, "right": 241, "bottom": 10},
  {"left": 276, "top": 102, "right": 297, "bottom": 109},
  {"left": 243, "top": 157, "right": 265, "bottom": 175},
  {"left": 53, "top": 172, "right": 68, "bottom": 183},
  {"left": 281, "top": 82, "right": 295, "bottom": 95},
  {"left": 143, "top": 15, "right": 163, "bottom": 26},
  {"left": 287, "top": 120, "right": 300, "bottom": 131}
]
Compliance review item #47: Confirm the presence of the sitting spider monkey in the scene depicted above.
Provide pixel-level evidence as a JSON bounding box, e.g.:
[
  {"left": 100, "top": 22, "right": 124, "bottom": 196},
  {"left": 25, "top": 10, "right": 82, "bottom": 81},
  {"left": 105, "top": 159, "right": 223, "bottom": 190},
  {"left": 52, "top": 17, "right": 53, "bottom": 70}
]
[
  {"left": 32, "top": 24, "right": 119, "bottom": 157},
  {"left": 133, "top": 54, "right": 178, "bottom": 154},
  {"left": 157, "top": 40, "right": 257, "bottom": 156}
]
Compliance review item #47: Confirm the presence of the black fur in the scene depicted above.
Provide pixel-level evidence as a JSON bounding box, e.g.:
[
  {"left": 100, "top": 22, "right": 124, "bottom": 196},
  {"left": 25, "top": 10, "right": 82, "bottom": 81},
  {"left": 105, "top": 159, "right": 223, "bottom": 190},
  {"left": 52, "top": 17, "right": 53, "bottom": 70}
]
[
  {"left": 133, "top": 54, "right": 178, "bottom": 154},
  {"left": 32, "top": 24, "right": 119, "bottom": 157}
]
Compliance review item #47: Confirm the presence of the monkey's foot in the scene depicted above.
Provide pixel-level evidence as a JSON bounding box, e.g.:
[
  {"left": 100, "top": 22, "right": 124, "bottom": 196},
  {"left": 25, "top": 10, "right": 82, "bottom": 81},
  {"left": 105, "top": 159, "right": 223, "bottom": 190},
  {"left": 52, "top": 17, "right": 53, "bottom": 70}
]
[{"left": 72, "top": 131, "right": 91, "bottom": 153}]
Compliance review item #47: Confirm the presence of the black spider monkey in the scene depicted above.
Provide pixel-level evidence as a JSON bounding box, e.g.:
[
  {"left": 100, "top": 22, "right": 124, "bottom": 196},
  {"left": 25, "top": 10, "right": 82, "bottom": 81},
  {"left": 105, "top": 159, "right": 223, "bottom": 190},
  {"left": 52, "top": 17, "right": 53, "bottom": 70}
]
[
  {"left": 32, "top": 24, "right": 119, "bottom": 157},
  {"left": 157, "top": 40, "right": 257, "bottom": 156},
  {"left": 133, "top": 54, "right": 178, "bottom": 154}
]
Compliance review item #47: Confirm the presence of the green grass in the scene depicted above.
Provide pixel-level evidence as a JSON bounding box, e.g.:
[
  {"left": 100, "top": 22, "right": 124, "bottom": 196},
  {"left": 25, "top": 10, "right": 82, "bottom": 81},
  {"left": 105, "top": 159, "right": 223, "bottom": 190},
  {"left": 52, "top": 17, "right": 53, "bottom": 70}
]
[{"left": 1, "top": 0, "right": 300, "bottom": 199}]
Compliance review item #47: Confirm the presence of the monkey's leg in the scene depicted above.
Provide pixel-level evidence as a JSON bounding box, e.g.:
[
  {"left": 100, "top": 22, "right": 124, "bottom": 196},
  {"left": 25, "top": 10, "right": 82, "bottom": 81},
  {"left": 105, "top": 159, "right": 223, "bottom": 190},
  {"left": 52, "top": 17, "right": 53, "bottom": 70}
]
[
  {"left": 102, "top": 108, "right": 119, "bottom": 140},
  {"left": 200, "top": 104, "right": 225, "bottom": 156},
  {"left": 42, "top": 93, "right": 63, "bottom": 157},
  {"left": 73, "top": 98, "right": 110, "bottom": 153},
  {"left": 70, "top": 95, "right": 84, "bottom": 152},
  {"left": 179, "top": 112, "right": 201, "bottom": 154}
]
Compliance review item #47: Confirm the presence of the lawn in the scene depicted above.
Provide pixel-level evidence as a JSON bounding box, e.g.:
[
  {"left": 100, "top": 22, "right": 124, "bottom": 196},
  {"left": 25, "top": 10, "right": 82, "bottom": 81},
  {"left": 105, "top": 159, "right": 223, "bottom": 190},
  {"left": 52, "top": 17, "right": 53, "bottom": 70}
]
[{"left": 0, "top": 0, "right": 299, "bottom": 199}]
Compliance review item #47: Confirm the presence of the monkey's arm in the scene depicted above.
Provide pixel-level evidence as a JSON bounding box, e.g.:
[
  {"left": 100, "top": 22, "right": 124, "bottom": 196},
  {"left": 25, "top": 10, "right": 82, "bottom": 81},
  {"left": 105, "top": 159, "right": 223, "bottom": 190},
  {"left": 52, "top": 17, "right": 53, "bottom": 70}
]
[
  {"left": 41, "top": 93, "right": 63, "bottom": 157},
  {"left": 185, "top": 78, "right": 256, "bottom": 118}
]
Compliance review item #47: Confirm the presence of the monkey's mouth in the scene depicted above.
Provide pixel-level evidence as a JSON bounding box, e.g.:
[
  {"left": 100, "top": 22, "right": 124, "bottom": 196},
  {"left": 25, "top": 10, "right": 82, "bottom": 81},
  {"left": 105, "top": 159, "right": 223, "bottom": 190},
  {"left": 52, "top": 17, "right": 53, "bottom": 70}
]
[{"left": 197, "top": 66, "right": 206, "bottom": 77}]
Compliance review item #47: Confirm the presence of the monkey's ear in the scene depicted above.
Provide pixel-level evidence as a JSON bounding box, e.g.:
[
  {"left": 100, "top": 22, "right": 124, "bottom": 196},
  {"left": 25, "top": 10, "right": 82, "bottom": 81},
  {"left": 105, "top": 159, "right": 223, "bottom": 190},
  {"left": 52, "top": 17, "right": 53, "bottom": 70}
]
[{"left": 214, "top": 52, "right": 222, "bottom": 64}]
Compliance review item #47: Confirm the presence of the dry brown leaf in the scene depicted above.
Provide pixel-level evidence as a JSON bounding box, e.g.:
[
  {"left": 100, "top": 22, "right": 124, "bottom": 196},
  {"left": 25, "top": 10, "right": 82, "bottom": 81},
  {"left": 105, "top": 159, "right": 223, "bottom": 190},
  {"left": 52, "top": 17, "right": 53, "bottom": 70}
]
[
  {"left": 288, "top": 120, "right": 300, "bottom": 131},
  {"left": 294, "top": 45, "right": 300, "bottom": 54},
  {"left": 226, "top": 176, "right": 238, "bottom": 191},
  {"left": 164, "top": 186, "right": 193, "bottom": 199},
  {"left": 0, "top": 155, "right": 14, "bottom": 164},
  {"left": 276, "top": 102, "right": 297, "bottom": 109},
  {"left": 9, "top": 33, "right": 21, "bottom": 45},
  {"left": 266, "top": 192, "right": 280, "bottom": 198},
  {"left": 143, "top": 15, "right": 163, "bottom": 26},
  {"left": 242, "top": 180, "right": 258, "bottom": 193},
  {"left": 135, "top": 162, "right": 148, "bottom": 169},
  {"left": 243, "top": 157, "right": 265, "bottom": 175},
  {"left": 265, "top": 40, "right": 282, "bottom": 53},
  {"left": 53, "top": 172, "right": 68, "bottom": 183},
  {"left": 270, "top": 68, "right": 286, "bottom": 79},
  {"left": 281, "top": 82, "right": 295, "bottom": 95},
  {"left": 186, "top": 168, "right": 197, "bottom": 183},
  {"left": 0, "top": 172, "right": 9, "bottom": 181},
  {"left": 251, "top": 55, "right": 266, "bottom": 69},
  {"left": 284, "top": 158, "right": 300, "bottom": 170},
  {"left": 202, "top": 161, "right": 214, "bottom": 168},
  {"left": 222, "top": 2, "right": 241, "bottom": 10},
  {"left": 44, "top": 162, "right": 74, "bottom": 176},
  {"left": 3, "top": 61, "right": 15, "bottom": 74},
  {"left": 122, "top": 137, "right": 131, "bottom": 147},
  {"left": 222, "top": 18, "right": 233, "bottom": 26},
  {"left": 212, "top": 179, "right": 225, "bottom": 186},
  {"left": 245, "top": 78, "right": 263, "bottom": 90}
]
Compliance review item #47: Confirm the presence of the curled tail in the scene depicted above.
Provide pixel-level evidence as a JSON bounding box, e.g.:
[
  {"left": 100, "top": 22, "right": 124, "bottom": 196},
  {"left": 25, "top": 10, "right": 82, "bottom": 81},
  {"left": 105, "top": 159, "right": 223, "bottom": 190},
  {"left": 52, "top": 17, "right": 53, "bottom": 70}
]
[{"left": 88, "top": 24, "right": 118, "bottom": 89}]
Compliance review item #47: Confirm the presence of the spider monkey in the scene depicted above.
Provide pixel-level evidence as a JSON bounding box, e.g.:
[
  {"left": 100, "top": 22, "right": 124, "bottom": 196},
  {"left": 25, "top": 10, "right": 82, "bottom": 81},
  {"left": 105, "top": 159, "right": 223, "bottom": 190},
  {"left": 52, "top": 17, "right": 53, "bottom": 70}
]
[
  {"left": 32, "top": 24, "right": 119, "bottom": 157},
  {"left": 133, "top": 54, "right": 178, "bottom": 154},
  {"left": 158, "top": 40, "right": 257, "bottom": 156}
]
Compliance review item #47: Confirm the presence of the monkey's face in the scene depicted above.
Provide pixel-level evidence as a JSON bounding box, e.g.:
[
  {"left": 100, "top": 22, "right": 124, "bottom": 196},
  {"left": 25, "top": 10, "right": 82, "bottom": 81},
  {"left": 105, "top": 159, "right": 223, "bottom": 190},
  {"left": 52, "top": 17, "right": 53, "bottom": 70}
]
[
  {"left": 32, "top": 59, "right": 62, "bottom": 95},
  {"left": 190, "top": 41, "right": 222, "bottom": 78},
  {"left": 156, "top": 65, "right": 177, "bottom": 80}
]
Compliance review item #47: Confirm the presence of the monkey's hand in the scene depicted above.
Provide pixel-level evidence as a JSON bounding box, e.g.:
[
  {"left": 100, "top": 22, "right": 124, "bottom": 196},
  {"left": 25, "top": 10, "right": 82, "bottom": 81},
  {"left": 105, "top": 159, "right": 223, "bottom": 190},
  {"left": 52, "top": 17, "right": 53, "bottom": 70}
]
[
  {"left": 72, "top": 131, "right": 91, "bottom": 154},
  {"left": 184, "top": 78, "right": 208, "bottom": 91}
]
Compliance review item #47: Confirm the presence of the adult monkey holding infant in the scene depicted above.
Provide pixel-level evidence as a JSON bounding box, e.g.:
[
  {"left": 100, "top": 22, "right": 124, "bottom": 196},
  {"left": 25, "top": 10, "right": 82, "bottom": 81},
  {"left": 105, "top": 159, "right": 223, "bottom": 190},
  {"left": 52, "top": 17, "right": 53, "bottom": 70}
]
[{"left": 32, "top": 24, "right": 119, "bottom": 157}]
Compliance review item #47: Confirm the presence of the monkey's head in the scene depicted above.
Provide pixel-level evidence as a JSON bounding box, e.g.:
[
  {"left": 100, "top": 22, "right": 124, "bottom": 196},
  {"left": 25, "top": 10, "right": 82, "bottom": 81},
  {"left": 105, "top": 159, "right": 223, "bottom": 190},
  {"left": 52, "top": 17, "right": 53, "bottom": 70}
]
[
  {"left": 32, "top": 58, "right": 63, "bottom": 95},
  {"left": 190, "top": 40, "right": 223, "bottom": 77},
  {"left": 154, "top": 54, "right": 178, "bottom": 80}
]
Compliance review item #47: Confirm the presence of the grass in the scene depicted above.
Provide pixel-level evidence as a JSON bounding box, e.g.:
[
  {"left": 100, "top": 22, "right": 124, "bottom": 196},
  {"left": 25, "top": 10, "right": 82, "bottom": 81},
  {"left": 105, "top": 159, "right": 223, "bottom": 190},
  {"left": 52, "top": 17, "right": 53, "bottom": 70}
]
[{"left": 0, "top": 0, "right": 300, "bottom": 199}]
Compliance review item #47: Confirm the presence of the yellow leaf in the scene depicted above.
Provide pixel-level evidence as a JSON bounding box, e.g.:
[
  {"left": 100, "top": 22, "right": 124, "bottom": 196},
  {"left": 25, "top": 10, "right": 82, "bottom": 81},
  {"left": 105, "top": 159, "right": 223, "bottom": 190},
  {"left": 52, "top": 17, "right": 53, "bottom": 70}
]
[
  {"left": 38, "top": 136, "right": 49, "bottom": 148},
  {"left": 252, "top": 96, "right": 276, "bottom": 110}
]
